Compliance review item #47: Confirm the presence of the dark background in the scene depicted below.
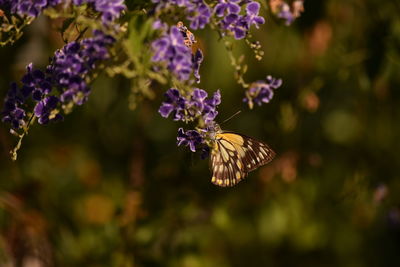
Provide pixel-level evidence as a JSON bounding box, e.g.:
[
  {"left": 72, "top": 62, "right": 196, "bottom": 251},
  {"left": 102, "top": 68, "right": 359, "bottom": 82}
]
[{"left": 1, "top": 0, "right": 400, "bottom": 266}]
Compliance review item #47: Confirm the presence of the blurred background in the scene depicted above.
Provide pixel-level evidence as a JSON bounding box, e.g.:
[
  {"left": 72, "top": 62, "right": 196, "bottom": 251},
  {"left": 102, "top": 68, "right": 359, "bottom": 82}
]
[{"left": 1, "top": 0, "right": 400, "bottom": 266}]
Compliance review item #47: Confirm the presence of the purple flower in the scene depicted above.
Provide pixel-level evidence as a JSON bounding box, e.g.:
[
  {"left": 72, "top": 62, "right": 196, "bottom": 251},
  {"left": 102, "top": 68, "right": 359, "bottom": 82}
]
[
  {"left": 177, "top": 128, "right": 204, "bottom": 152},
  {"left": 244, "top": 75, "right": 282, "bottom": 109},
  {"left": 244, "top": 1, "right": 265, "bottom": 29},
  {"left": 1, "top": 83, "right": 26, "bottom": 129},
  {"left": 8, "top": 0, "right": 59, "bottom": 18},
  {"left": 34, "top": 95, "right": 62, "bottom": 124},
  {"left": 152, "top": 0, "right": 212, "bottom": 30},
  {"left": 159, "top": 88, "right": 221, "bottom": 153},
  {"left": 188, "top": 88, "right": 208, "bottom": 116},
  {"left": 2, "top": 30, "right": 114, "bottom": 129},
  {"left": 214, "top": 0, "right": 241, "bottom": 17},
  {"left": 21, "top": 63, "right": 52, "bottom": 101},
  {"left": 202, "top": 90, "right": 221, "bottom": 123},
  {"left": 159, "top": 88, "right": 221, "bottom": 124},
  {"left": 93, "top": 0, "right": 125, "bottom": 24},
  {"left": 217, "top": 0, "right": 266, "bottom": 39},
  {"left": 4, "top": 0, "right": 125, "bottom": 25},
  {"left": 187, "top": 88, "right": 220, "bottom": 124},
  {"left": 153, "top": 19, "right": 168, "bottom": 32},
  {"left": 158, "top": 88, "right": 186, "bottom": 121},
  {"left": 224, "top": 14, "right": 248, "bottom": 40},
  {"left": 152, "top": 26, "right": 194, "bottom": 82},
  {"left": 186, "top": 0, "right": 211, "bottom": 30},
  {"left": 49, "top": 30, "right": 114, "bottom": 106},
  {"left": 192, "top": 49, "right": 203, "bottom": 83}
]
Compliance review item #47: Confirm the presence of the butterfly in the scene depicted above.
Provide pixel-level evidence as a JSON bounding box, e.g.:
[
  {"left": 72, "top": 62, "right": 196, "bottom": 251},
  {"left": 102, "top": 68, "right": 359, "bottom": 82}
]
[{"left": 209, "top": 124, "right": 276, "bottom": 187}]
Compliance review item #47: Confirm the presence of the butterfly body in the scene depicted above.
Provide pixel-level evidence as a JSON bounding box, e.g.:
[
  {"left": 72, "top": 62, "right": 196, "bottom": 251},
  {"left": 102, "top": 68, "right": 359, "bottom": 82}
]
[{"left": 209, "top": 127, "right": 276, "bottom": 187}]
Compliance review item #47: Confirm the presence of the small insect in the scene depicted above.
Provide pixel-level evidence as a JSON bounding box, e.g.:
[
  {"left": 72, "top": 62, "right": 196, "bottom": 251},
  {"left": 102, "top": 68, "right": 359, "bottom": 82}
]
[
  {"left": 177, "top": 21, "right": 196, "bottom": 48},
  {"left": 208, "top": 123, "right": 275, "bottom": 187}
]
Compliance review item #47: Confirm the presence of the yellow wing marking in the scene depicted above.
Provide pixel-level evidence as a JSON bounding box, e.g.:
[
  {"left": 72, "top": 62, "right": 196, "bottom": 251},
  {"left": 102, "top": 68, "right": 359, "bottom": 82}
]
[
  {"left": 216, "top": 133, "right": 244, "bottom": 145},
  {"left": 219, "top": 139, "right": 236, "bottom": 151}
]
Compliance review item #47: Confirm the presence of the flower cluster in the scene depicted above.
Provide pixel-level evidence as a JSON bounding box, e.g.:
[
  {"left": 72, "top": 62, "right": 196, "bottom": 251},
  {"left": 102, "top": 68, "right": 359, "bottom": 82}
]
[
  {"left": 177, "top": 128, "right": 204, "bottom": 152},
  {"left": 1, "top": 0, "right": 125, "bottom": 25},
  {"left": 1, "top": 30, "right": 115, "bottom": 129},
  {"left": 152, "top": 0, "right": 211, "bottom": 30},
  {"left": 2, "top": 83, "right": 27, "bottom": 129},
  {"left": 243, "top": 75, "right": 282, "bottom": 109},
  {"left": 49, "top": 30, "right": 115, "bottom": 106},
  {"left": 87, "top": 0, "right": 125, "bottom": 24},
  {"left": 269, "top": 0, "right": 304, "bottom": 26},
  {"left": 159, "top": 88, "right": 221, "bottom": 152},
  {"left": 217, "top": 1, "right": 265, "bottom": 40},
  {"left": 159, "top": 88, "right": 221, "bottom": 124},
  {"left": 152, "top": 25, "right": 203, "bottom": 83},
  {"left": 1, "top": 0, "right": 60, "bottom": 18},
  {"left": 152, "top": 0, "right": 265, "bottom": 40}
]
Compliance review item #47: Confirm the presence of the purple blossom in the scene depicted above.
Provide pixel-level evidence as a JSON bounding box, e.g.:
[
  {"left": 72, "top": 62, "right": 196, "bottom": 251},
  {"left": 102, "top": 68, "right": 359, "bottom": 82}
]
[
  {"left": 186, "top": 0, "right": 211, "bottom": 30},
  {"left": 152, "top": 0, "right": 211, "bottom": 30},
  {"left": 152, "top": 26, "right": 194, "bottom": 82},
  {"left": 177, "top": 128, "right": 204, "bottom": 152},
  {"left": 49, "top": 30, "right": 115, "bottom": 106},
  {"left": 202, "top": 90, "right": 221, "bottom": 123},
  {"left": 158, "top": 88, "right": 186, "bottom": 121},
  {"left": 1, "top": 83, "right": 26, "bottom": 129},
  {"left": 92, "top": 0, "right": 125, "bottom": 24},
  {"left": 219, "top": 1, "right": 265, "bottom": 40},
  {"left": 34, "top": 95, "right": 62, "bottom": 124},
  {"left": 244, "top": 1, "right": 265, "bottom": 29},
  {"left": 159, "top": 88, "right": 221, "bottom": 124},
  {"left": 221, "top": 14, "right": 248, "bottom": 39},
  {"left": 214, "top": 0, "right": 241, "bottom": 17},
  {"left": 192, "top": 49, "right": 203, "bottom": 83},
  {"left": 21, "top": 63, "right": 52, "bottom": 101},
  {"left": 8, "top": 0, "right": 60, "bottom": 18},
  {"left": 187, "top": 88, "right": 221, "bottom": 124},
  {"left": 159, "top": 87, "right": 221, "bottom": 154},
  {"left": 243, "top": 75, "right": 282, "bottom": 108},
  {"left": 4, "top": 0, "right": 125, "bottom": 25},
  {"left": 1, "top": 30, "right": 115, "bottom": 129},
  {"left": 153, "top": 19, "right": 168, "bottom": 32}
]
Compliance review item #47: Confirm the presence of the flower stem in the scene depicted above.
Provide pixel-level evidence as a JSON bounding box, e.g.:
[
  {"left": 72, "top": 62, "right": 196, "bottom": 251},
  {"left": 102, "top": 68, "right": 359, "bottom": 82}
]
[{"left": 10, "top": 114, "right": 36, "bottom": 161}]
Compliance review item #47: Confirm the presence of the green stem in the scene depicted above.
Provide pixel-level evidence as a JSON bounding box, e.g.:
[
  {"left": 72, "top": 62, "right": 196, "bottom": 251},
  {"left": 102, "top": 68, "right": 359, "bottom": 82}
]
[{"left": 10, "top": 114, "right": 36, "bottom": 161}]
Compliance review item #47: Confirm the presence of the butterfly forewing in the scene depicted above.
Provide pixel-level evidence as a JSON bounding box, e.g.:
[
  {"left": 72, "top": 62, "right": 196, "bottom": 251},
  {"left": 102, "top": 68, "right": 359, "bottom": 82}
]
[
  {"left": 210, "top": 132, "right": 275, "bottom": 187},
  {"left": 240, "top": 135, "right": 275, "bottom": 171}
]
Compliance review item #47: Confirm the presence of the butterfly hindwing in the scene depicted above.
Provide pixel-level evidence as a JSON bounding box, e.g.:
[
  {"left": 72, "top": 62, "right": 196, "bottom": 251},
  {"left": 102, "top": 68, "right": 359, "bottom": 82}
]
[
  {"left": 210, "top": 132, "right": 275, "bottom": 187},
  {"left": 210, "top": 139, "right": 246, "bottom": 187}
]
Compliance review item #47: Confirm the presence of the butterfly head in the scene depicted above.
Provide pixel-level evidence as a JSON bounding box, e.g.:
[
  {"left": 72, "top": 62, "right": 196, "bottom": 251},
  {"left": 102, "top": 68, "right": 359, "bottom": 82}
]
[{"left": 198, "top": 121, "right": 222, "bottom": 147}]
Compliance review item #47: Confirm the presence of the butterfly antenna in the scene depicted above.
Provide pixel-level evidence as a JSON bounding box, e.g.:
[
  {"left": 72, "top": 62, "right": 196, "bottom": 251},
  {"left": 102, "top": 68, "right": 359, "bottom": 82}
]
[{"left": 221, "top": 110, "right": 241, "bottom": 125}]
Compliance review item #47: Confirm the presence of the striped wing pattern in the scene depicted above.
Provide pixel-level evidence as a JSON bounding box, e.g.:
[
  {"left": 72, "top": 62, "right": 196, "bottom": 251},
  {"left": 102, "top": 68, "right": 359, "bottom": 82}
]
[{"left": 210, "top": 132, "right": 275, "bottom": 187}]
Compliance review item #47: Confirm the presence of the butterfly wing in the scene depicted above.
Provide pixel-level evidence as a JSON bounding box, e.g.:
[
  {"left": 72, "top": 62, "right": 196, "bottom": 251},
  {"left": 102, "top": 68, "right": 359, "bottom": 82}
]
[
  {"left": 210, "top": 132, "right": 275, "bottom": 187},
  {"left": 210, "top": 138, "right": 247, "bottom": 187}
]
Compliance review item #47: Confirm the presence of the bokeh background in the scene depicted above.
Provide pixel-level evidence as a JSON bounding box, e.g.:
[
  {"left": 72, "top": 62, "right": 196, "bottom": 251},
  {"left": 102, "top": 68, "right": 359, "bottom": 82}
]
[{"left": 1, "top": 0, "right": 400, "bottom": 266}]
